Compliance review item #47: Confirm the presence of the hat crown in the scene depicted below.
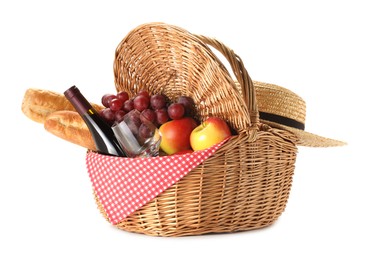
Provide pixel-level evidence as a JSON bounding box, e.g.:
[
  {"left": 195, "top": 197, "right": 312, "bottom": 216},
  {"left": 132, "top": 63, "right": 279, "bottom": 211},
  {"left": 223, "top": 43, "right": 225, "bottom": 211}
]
[{"left": 254, "top": 81, "right": 306, "bottom": 125}]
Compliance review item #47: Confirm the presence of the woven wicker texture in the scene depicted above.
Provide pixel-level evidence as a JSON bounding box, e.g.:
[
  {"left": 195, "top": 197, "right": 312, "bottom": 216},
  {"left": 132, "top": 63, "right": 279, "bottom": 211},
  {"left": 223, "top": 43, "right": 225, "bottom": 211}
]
[{"left": 95, "top": 22, "right": 298, "bottom": 236}]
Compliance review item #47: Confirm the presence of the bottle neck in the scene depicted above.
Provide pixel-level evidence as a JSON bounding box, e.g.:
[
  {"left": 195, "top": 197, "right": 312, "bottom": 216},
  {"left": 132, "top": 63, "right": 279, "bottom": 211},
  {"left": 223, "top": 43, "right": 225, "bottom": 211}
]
[{"left": 64, "top": 86, "right": 92, "bottom": 115}]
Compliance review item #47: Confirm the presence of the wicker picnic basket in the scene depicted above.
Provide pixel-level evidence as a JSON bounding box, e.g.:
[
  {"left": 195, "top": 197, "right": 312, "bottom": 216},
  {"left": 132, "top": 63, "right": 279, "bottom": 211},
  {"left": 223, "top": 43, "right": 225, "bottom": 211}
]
[{"left": 93, "top": 22, "right": 298, "bottom": 236}]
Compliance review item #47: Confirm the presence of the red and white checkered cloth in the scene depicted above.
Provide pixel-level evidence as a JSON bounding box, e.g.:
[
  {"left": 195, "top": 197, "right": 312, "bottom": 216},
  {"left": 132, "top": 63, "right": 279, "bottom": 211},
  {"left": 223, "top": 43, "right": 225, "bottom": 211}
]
[{"left": 86, "top": 139, "right": 228, "bottom": 225}]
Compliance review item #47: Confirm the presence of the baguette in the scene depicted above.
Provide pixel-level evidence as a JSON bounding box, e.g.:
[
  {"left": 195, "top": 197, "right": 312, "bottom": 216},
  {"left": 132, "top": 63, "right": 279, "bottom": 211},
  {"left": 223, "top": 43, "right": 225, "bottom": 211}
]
[
  {"left": 22, "top": 88, "right": 104, "bottom": 123},
  {"left": 44, "top": 110, "right": 96, "bottom": 151}
]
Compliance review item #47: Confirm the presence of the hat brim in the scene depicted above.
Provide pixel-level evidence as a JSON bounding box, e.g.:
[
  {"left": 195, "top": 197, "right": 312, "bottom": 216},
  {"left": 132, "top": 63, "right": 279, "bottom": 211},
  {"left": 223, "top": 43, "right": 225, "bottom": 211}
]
[{"left": 260, "top": 119, "right": 347, "bottom": 147}]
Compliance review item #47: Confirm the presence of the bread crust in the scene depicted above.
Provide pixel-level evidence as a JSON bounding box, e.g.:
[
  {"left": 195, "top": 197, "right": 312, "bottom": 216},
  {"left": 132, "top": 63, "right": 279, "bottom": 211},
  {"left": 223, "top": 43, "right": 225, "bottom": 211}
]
[
  {"left": 21, "top": 88, "right": 103, "bottom": 123},
  {"left": 44, "top": 110, "right": 96, "bottom": 151}
]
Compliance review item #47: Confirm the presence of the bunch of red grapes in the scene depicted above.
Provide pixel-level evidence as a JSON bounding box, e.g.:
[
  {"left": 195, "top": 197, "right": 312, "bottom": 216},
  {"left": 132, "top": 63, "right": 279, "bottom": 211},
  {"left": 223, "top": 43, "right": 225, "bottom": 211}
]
[{"left": 99, "top": 90, "right": 196, "bottom": 137}]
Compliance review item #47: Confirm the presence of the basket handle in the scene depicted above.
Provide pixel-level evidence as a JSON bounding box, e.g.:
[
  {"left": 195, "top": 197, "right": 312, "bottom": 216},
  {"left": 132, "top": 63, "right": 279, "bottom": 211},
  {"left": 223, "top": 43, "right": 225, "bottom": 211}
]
[{"left": 194, "top": 35, "right": 259, "bottom": 126}]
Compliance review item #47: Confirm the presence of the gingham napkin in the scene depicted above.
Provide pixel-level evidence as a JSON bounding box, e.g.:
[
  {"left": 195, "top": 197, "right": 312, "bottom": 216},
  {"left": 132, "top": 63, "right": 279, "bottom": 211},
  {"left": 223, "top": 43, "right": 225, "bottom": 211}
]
[{"left": 86, "top": 139, "right": 228, "bottom": 225}]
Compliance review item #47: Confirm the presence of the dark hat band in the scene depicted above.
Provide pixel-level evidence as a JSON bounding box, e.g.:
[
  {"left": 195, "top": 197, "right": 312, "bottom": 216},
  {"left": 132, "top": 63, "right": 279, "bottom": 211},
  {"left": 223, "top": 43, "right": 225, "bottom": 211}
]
[{"left": 259, "top": 111, "right": 305, "bottom": 130}]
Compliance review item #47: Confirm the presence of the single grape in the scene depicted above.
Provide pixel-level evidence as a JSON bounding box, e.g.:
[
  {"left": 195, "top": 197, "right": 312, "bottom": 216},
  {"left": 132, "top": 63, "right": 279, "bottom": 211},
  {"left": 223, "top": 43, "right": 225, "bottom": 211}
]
[
  {"left": 101, "top": 94, "right": 117, "bottom": 108},
  {"left": 137, "top": 90, "right": 150, "bottom": 99},
  {"left": 150, "top": 94, "right": 167, "bottom": 110},
  {"left": 114, "top": 110, "right": 126, "bottom": 123},
  {"left": 134, "top": 95, "right": 150, "bottom": 111},
  {"left": 177, "top": 96, "right": 195, "bottom": 116},
  {"left": 155, "top": 108, "right": 169, "bottom": 125},
  {"left": 109, "top": 98, "right": 123, "bottom": 112},
  {"left": 117, "top": 91, "right": 129, "bottom": 104},
  {"left": 140, "top": 109, "right": 156, "bottom": 123},
  {"left": 100, "top": 108, "right": 115, "bottom": 125},
  {"left": 123, "top": 99, "right": 134, "bottom": 112},
  {"left": 168, "top": 103, "right": 185, "bottom": 120},
  {"left": 126, "top": 111, "right": 142, "bottom": 136},
  {"left": 139, "top": 123, "right": 154, "bottom": 139}
]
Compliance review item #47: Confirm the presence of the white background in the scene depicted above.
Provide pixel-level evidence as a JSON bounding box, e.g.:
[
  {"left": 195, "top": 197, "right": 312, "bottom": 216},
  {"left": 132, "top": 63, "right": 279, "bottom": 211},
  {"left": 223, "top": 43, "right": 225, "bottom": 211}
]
[{"left": 1, "top": 0, "right": 366, "bottom": 259}]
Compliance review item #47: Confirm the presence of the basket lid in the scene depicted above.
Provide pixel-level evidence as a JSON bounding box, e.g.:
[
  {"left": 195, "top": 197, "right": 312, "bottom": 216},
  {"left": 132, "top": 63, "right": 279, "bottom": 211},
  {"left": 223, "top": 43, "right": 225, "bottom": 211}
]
[{"left": 113, "top": 22, "right": 257, "bottom": 133}]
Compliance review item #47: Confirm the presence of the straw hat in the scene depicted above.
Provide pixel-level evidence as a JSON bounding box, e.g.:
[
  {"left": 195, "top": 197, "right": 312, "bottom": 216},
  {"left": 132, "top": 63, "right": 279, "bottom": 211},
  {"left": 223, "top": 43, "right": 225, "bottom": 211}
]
[{"left": 253, "top": 81, "right": 346, "bottom": 147}]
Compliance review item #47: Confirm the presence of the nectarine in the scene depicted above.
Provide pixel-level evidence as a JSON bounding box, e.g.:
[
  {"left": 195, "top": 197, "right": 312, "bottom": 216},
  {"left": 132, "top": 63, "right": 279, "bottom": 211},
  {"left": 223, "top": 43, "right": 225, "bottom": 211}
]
[{"left": 159, "top": 117, "right": 198, "bottom": 155}]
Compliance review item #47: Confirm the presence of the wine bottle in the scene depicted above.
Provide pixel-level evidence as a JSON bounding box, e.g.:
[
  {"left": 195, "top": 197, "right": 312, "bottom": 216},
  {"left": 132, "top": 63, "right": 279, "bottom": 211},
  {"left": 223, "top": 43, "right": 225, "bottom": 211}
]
[{"left": 64, "top": 86, "right": 126, "bottom": 157}]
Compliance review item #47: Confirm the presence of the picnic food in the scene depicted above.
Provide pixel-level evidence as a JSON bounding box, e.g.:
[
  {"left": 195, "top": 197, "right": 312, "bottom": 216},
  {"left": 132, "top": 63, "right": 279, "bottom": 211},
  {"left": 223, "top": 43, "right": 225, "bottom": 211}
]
[
  {"left": 64, "top": 86, "right": 126, "bottom": 156},
  {"left": 159, "top": 117, "right": 198, "bottom": 155},
  {"left": 44, "top": 110, "right": 96, "bottom": 151},
  {"left": 22, "top": 88, "right": 103, "bottom": 123},
  {"left": 22, "top": 85, "right": 231, "bottom": 155},
  {"left": 190, "top": 117, "right": 232, "bottom": 151}
]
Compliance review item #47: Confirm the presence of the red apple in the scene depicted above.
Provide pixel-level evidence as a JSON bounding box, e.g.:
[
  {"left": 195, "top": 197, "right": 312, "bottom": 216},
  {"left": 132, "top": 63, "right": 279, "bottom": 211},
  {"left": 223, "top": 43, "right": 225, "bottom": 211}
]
[
  {"left": 190, "top": 117, "right": 231, "bottom": 151},
  {"left": 159, "top": 117, "right": 198, "bottom": 155}
]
